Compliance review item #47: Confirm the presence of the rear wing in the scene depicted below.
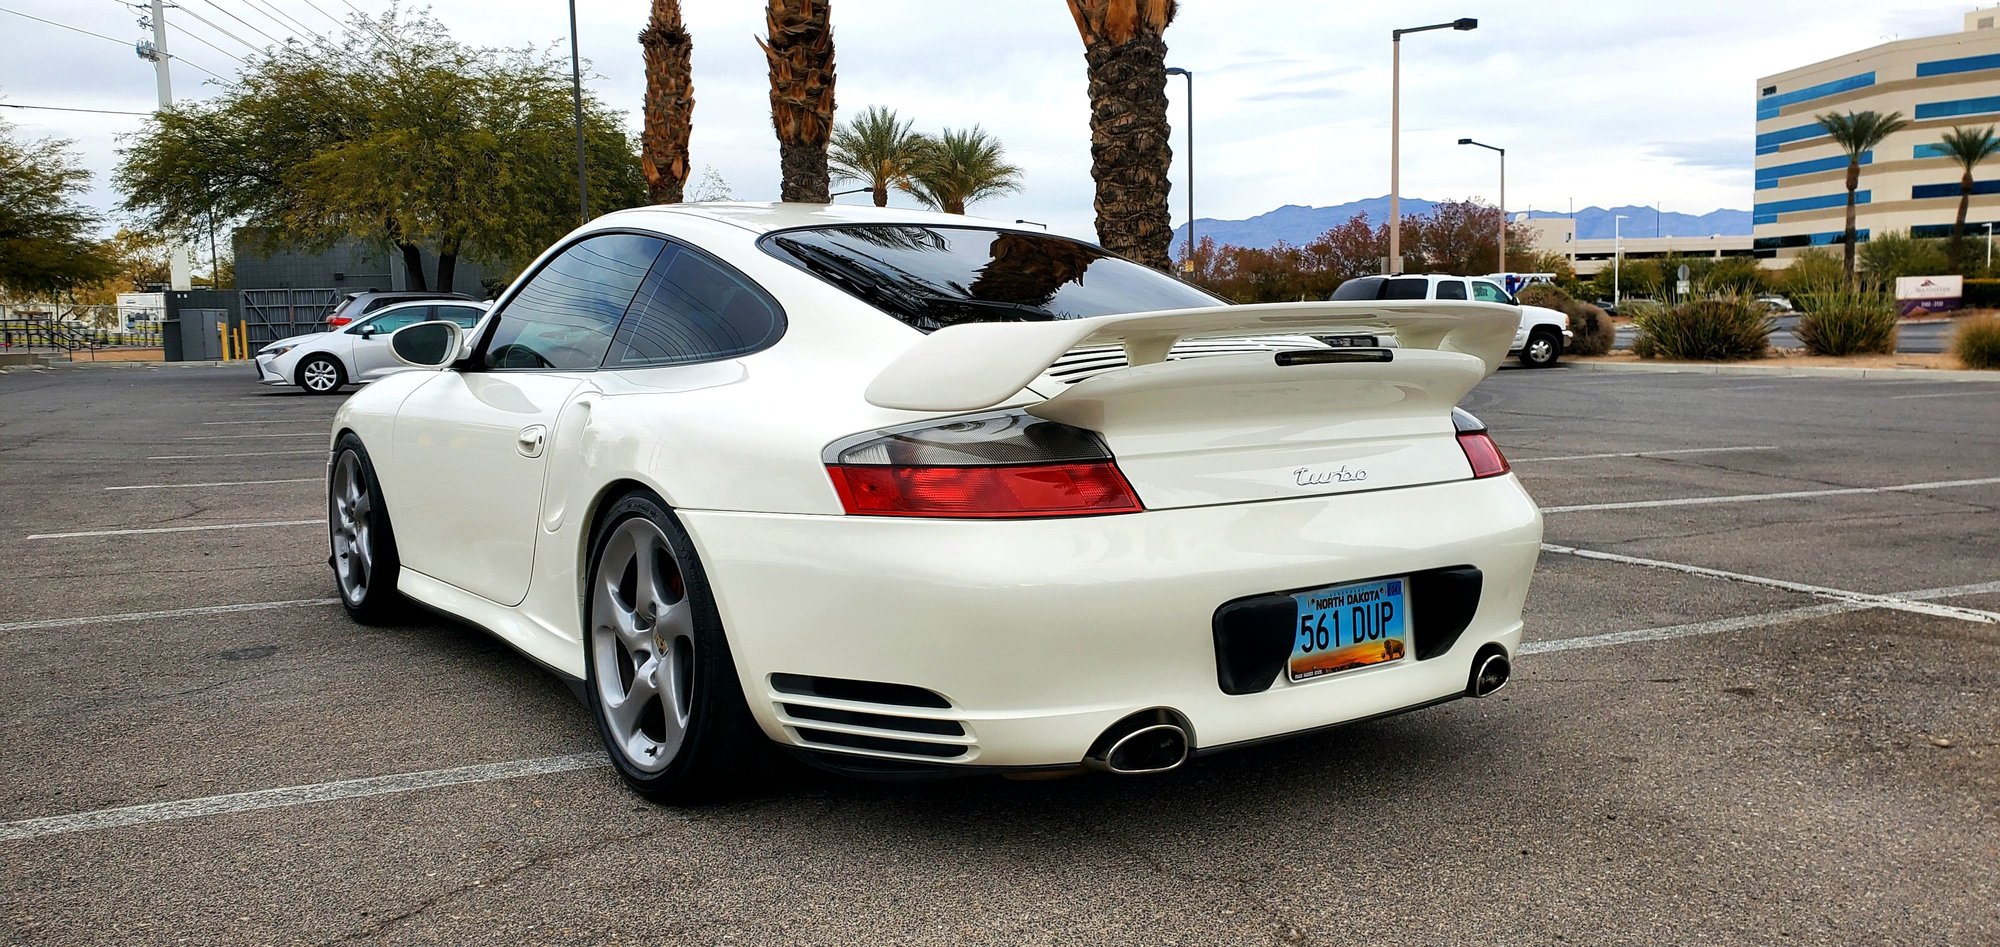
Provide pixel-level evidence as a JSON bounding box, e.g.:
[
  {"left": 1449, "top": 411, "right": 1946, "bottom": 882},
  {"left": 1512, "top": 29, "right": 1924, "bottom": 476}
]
[{"left": 864, "top": 300, "right": 1520, "bottom": 413}]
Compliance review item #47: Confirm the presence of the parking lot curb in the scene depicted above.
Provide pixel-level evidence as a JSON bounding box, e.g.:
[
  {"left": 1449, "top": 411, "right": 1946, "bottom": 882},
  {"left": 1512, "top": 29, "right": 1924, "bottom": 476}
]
[
  {"left": 1564, "top": 361, "right": 1998, "bottom": 382},
  {"left": 2, "top": 359, "right": 234, "bottom": 371}
]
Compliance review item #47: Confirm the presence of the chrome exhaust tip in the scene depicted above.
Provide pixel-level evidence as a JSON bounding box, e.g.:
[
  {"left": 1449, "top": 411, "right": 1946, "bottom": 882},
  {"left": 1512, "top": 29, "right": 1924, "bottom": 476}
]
[
  {"left": 1469, "top": 649, "right": 1512, "bottom": 698},
  {"left": 1085, "top": 712, "right": 1192, "bottom": 775}
]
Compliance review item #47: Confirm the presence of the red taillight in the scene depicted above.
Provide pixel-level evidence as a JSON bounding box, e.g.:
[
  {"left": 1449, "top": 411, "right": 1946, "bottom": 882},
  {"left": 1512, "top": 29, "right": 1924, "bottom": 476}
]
[
  {"left": 327, "top": 317, "right": 352, "bottom": 327},
  {"left": 1456, "top": 431, "right": 1510, "bottom": 479},
  {"left": 828, "top": 462, "right": 1143, "bottom": 518}
]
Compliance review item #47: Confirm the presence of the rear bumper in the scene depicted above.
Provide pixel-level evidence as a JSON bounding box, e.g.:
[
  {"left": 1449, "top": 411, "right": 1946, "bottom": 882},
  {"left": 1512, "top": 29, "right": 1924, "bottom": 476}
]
[{"left": 681, "top": 475, "right": 1543, "bottom": 769}]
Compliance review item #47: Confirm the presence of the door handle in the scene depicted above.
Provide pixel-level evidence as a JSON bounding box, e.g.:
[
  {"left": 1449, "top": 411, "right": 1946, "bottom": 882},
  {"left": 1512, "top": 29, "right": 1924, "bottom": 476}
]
[{"left": 517, "top": 424, "right": 547, "bottom": 458}]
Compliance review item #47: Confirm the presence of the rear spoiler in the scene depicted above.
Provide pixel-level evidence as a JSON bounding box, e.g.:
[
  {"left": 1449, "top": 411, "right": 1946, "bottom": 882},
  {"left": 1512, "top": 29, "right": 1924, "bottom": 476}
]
[{"left": 864, "top": 300, "right": 1520, "bottom": 413}]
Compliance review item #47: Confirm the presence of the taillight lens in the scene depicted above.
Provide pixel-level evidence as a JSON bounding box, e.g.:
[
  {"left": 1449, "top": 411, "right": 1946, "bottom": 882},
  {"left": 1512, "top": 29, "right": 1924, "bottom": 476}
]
[
  {"left": 825, "top": 411, "right": 1143, "bottom": 518},
  {"left": 1456, "top": 432, "right": 1510, "bottom": 478},
  {"left": 327, "top": 316, "right": 351, "bottom": 327}
]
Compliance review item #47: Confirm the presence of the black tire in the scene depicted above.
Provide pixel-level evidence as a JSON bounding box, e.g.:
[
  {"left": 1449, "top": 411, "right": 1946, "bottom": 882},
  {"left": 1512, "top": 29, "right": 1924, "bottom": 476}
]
[
  {"left": 1519, "top": 328, "right": 1562, "bottom": 368},
  {"left": 583, "top": 490, "right": 766, "bottom": 804},
  {"left": 328, "top": 434, "right": 405, "bottom": 624},
  {"left": 297, "top": 355, "right": 346, "bottom": 394}
]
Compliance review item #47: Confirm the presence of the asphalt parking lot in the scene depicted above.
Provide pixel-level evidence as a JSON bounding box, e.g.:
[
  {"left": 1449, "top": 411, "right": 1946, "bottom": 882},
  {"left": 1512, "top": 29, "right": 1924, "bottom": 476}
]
[{"left": 2, "top": 364, "right": 1995, "bottom": 946}]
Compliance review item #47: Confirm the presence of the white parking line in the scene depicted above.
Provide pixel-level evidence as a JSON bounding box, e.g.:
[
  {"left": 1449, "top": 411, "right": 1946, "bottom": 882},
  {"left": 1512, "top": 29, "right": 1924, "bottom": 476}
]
[
  {"left": 199, "top": 420, "right": 326, "bottom": 426},
  {"left": 1540, "top": 476, "right": 2000, "bottom": 514},
  {"left": 181, "top": 432, "right": 327, "bottom": 440},
  {"left": 1514, "top": 445, "right": 1776, "bottom": 463},
  {"left": 1541, "top": 543, "right": 2000, "bottom": 624},
  {"left": 27, "top": 520, "right": 318, "bottom": 540},
  {"left": 1888, "top": 390, "right": 1994, "bottom": 400},
  {"left": 148, "top": 450, "right": 325, "bottom": 459},
  {"left": 0, "top": 753, "right": 609, "bottom": 841},
  {"left": 106, "top": 478, "right": 319, "bottom": 491},
  {"left": 0, "top": 598, "right": 338, "bottom": 633}
]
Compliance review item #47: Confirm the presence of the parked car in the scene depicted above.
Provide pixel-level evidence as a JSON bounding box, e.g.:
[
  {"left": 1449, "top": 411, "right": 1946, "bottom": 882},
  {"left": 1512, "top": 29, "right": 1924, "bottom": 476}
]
[
  {"left": 256, "top": 300, "right": 489, "bottom": 394},
  {"left": 1331, "top": 274, "right": 1572, "bottom": 367},
  {"left": 1756, "top": 294, "right": 1795, "bottom": 313},
  {"left": 327, "top": 203, "right": 1542, "bottom": 802},
  {"left": 323, "top": 290, "right": 477, "bottom": 328}
]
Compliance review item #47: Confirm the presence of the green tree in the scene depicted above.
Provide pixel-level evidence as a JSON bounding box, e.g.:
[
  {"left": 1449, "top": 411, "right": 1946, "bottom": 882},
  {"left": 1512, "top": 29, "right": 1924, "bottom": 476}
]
[
  {"left": 1936, "top": 125, "right": 2000, "bottom": 263},
  {"left": 116, "top": 10, "right": 646, "bottom": 293},
  {"left": 901, "top": 126, "right": 1023, "bottom": 215},
  {"left": 1814, "top": 110, "right": 1909, "bottom": 287},
  {"left": 1859, "top": 230, "right": 1950, "bottom": 284},
  {"left": 0, "top": 118, "right": 118, "bottom": 297},
  {"left": 830, "top": 106, "right": 926, "bottom": 207}
]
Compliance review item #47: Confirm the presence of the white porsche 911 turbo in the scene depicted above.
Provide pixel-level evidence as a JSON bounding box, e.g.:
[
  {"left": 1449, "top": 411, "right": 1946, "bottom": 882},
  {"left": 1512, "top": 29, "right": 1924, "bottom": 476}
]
[{"left": 331, "top": 203, "right": 1542, "bottom": 802}]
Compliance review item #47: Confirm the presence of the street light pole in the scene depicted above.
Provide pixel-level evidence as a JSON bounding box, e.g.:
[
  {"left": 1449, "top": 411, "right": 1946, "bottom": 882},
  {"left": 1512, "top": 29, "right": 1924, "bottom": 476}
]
[
  {"left": 1459, "top": 138, "right": 1505, "bottom": 273},
  {"left": 1389, "top": 18, "right": 1477, "bottom": 275},
  {"left": 1166, "top": 67, "right": 1194, "bottom": 271},
  {"left": 1987, "top": 221, "right": 1993, "bottom": 270},
  {"left": 568, "top": 0, "right": 590, "bottom": 224},
  {"left": 1614, "top": 213, "right": 1629, "bottom": 309}
]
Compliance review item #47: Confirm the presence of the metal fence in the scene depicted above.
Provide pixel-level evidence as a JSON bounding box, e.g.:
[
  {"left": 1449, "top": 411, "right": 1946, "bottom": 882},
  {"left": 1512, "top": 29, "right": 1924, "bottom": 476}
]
[
  {"left": 0, "top": 304, "right": 165, "bottom": 356},
  {"left": 240, "top": 288, "right": 341, "bottom": 346}
]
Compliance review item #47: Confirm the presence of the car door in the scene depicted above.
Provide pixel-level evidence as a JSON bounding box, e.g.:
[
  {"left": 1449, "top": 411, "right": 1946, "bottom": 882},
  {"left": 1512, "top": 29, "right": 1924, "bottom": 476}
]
[
  {"left": 348, "top": 304, "right": 433, "bottom": 380},
  {"left": 389, "top": 232, "right": 670, "bottom": 606}
]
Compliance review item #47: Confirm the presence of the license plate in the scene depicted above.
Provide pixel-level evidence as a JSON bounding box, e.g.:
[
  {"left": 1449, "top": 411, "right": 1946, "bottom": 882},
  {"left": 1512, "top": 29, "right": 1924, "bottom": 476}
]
[
  {"left": 1322, "top": 335, "right": 1378, "bottom": 348},
  {"left": 1289, "top": 577, "right": 1409, "bottom": 682}
]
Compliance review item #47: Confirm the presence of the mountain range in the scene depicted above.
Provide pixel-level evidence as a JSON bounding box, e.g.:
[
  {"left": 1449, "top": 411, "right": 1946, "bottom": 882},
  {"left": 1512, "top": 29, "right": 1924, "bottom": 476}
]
[{"left": 1171, "top": 196, "right": 1752, "bottom": 251}]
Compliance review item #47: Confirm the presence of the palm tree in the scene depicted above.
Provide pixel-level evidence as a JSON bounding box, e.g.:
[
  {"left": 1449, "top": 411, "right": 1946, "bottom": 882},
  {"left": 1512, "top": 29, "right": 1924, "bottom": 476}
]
[
  {"left": 830, "top": 106, "right": 924, "bottom": 207},
  {"left": 638, "top": 0, "right": 694, "bottom": 204},
  {"left": 1067, "top": 0, "right": 1177, "bottom": 270},
  {"left": 1936, "top": 124, "right": 2000, "bottom": 259},
  {"left": 758, "top": 0, "right": 836, "bottom": 203},
  {"left": 901, "top": 126, "right": 1023, "bottom": 215},
  {"left": 1815, "top": 109, "right": 1908, "bottom": 287}
]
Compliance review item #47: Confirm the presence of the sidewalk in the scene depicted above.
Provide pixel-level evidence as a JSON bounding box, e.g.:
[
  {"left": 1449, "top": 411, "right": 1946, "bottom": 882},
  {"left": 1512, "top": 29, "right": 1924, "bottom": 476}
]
[{"left": 1564, "top": 359, "right": 1997, "bottom": 382}]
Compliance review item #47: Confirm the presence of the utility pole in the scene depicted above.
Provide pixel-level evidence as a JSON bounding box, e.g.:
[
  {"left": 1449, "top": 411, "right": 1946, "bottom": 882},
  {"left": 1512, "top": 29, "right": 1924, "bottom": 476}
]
[{"left": 145, "top": 0, "right": 193, "bottom": 290}]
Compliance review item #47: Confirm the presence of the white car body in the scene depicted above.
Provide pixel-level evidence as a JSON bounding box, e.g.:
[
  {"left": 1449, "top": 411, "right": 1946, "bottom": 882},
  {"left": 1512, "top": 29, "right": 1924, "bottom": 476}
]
[
  {"left": 329, "top": 204, "right": 1542, "bottom": 789},
  {"left": 256, "top": 300, "right": 489, "bottom": 393},
  {"left": 1332, "top": 273, "right": 1572, "bottom": 365}
]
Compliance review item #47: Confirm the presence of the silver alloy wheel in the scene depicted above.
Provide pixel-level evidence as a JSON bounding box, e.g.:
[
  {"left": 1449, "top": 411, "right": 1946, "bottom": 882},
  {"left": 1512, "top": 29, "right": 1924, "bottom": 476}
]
[
  {"left": 302, "top": 359, "right": 340, "bottom": 392},
  {"left": 330, "top": 451, "right": 372, "bottom": 604},
  {"left": 591, "top": 517, "right": 696, "bottom": 774},
  {"left": 1526, "top": 336, "right": 1556, "bottom": 364}
]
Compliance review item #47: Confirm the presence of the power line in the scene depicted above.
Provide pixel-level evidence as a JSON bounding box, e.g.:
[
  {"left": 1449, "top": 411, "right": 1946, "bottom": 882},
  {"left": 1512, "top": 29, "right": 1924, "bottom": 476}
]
[
  {"left": 293, "top": 0, "right": 347, "bottom": 31},
  {"left": 0, "top": 4, "right": 229, "bottom": 79},
  {"left": 240, "top": 0, "right": 322, "bottom": 41},
  {"left": 186, "top": 0, "right": 287, "bottom": 47},
  {"left": 170, "top": 20, "right": 250, "bottom": 64},
  {"left": 0, "top": 103, "right": 153, "bottom": 116}
]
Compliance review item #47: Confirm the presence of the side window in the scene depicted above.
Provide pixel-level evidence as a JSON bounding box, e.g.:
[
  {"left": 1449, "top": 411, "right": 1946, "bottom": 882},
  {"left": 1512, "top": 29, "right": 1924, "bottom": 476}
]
[
  {"left": 605, "top": 245, "right": 785, "bottom": 368},
  {"left": 1329, "top": 277, "right": 1384, "bottom": 301},
  {"left": 359, "top": 307, "right": 428, "bottom": 335},
  {"left": 1471, "top": 280, "right": 1510, "bottom": 303},
  {"left": 482, "top": 234, "right": 667, "bottom": 370},
  {"left": 435, "top": 306, "right": 485, "bottom": 328},
  {"left": 1381, "top": 278, "right": 1431, "bottom": 300},
  {"left": 1435, "top": 281, "right": 1468, "bottom": 300}
]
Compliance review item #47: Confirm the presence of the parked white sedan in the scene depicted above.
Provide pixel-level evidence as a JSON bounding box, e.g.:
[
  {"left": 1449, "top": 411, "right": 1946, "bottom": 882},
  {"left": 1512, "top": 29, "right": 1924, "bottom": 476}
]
[
  {"left": 255, "top": 300, "right": 489, "bottom": 394},
  {"left": 332, "top": 203, "right": 1543, "bottom": 802}
]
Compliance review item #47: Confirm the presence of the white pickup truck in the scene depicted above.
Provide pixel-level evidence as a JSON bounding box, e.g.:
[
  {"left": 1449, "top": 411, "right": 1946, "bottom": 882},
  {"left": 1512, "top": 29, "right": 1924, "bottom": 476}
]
[{"left": 1330, "top": 274, "right": 1573, "bottom": 367}]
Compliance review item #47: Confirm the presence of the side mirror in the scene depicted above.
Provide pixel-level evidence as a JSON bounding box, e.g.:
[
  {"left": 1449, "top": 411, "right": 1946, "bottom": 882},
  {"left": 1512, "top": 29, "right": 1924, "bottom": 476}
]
[
  {"left": 388, "top": 320, "right": 464, "bottom": 369},
  {"left": 356, "top": 326, "right": 377, "bottom": 338}
]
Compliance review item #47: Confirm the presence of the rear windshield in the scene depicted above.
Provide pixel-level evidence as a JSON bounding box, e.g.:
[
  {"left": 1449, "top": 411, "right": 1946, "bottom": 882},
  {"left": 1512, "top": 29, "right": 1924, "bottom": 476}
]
[
  {"left": 760, "top": 225, "right": 1222, "bottom": 332},
  {"left": 1330, "top": 276, "right": 1432, "bottom": 301}
]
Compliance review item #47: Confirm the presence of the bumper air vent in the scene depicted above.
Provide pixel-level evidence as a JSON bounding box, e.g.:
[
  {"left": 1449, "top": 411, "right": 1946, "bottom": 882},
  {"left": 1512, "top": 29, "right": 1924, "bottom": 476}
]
[{"left": 770, "top": 674, "right": 973, "bottom": 762}]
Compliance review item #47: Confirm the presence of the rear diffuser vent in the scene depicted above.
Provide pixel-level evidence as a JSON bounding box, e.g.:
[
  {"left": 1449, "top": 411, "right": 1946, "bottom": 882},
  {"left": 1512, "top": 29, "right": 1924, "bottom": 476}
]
[{"left": 770, "top": 673, "right": 951, "bottom": 708}]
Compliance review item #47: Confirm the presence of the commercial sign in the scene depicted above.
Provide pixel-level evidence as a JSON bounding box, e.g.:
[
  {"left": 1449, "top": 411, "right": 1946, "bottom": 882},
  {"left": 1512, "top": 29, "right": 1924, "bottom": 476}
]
[{"left": 1894, "top": 275, "right": 1962, "bottom": 316}]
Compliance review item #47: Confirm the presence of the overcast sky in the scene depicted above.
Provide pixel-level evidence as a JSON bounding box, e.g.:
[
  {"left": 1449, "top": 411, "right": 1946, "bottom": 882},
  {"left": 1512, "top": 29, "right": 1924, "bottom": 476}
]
[{"left": 0, "top": 0, "right": 1963, "bottom": 241}]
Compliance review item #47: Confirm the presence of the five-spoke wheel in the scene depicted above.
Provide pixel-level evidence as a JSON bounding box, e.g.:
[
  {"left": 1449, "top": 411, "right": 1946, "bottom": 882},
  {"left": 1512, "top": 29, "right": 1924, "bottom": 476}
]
[
  {"left": 327, "top": 435, "right": 402, "bottom": 622},
  {"left": 299, "top": 355, "right": 345, "bottom": 394}
]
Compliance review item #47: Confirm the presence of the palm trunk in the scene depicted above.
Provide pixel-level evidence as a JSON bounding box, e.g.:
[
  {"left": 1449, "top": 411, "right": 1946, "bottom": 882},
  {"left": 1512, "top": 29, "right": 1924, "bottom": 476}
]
[
  {"left": 1842, "top": 161, "right": 1859, "bottom": 289},
  {"left": 871, "top": 180, "right": 888, "bottom": 207},
  {"left": 640, "top": 0, "right": 694, "bottom": 204},
  {"left": 761, "top": 0, "right": 836, "bottom": 203},
  {"left": 1070, "top": 0, "right": 1178, "bottom": 271},
  {"left": 398, "top": 242, "right": 428, "bottom": 293}
]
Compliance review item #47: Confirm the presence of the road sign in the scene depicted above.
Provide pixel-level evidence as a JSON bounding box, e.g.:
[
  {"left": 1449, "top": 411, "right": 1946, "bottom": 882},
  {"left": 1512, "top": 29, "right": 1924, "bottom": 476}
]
[
  {"left": 1676, "top": 280, "right": 1691, "bottom": 296},
  {"left": 1676, "top": 264, "right": 1691, "bottom": 281}
]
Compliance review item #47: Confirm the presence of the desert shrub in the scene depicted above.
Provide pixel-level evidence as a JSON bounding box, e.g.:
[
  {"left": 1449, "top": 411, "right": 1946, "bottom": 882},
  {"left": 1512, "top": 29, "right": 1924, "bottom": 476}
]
[
  {"left": 1564, "top": 300, "right": 1615, "bottom": 356},
  {"left": 1777, "top": 247, "right": 1847, "bottom": 297},
  {"left": 1954, "top": 314, "right": 2000, "bottom": 369},
  {"left": 1630, "top": 296, "right": 1771, "bottom": 360},
  {"left": 1794, "top": 290, "right": 1898, "bottom": 355},
  {"left": 1860, "top": 231, "right": 1951, "bottom": 284},
  {"left": 1631, "top": 333, "right": 1659, "bottom": 359},
  {"left": 1962, "top": 278, "right": 2000, "bottom": 309},
  {"left": 1516, "top": 283, "right": 1570, "bottom": 309}
]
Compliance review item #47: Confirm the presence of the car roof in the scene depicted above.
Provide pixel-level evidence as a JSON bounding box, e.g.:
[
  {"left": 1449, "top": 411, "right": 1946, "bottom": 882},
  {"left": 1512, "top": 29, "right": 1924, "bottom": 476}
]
[{"left": 594, "top": 201, "right": 1038, "bottom": 237}]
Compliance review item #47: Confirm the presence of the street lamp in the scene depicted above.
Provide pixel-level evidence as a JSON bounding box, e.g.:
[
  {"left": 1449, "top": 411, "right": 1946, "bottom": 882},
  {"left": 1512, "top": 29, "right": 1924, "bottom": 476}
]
[
  {"left": 1389, "top": 17, "right": 1477, "bottom": 275},
  {"left": 1458, "top": 138, "right": 1505, "bottom": 273},
  {"left": 567, "top": 0, "right": 589, "bottom": 223},
  {"left": 1166, "top": 66, "right": 1194, "bottom": 271},
  {"left": 1614, "top": 213, "right": 1629, "bottom": 309},
  {"left": 1987, "top": 221, "right": 1993, "bottom": 269}
]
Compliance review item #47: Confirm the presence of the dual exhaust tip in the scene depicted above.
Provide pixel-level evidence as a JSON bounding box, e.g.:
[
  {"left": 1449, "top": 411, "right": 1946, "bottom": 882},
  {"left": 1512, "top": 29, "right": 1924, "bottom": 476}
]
[{"left": 1084, "top": 646, "right": 1512, "bottom": 776}]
